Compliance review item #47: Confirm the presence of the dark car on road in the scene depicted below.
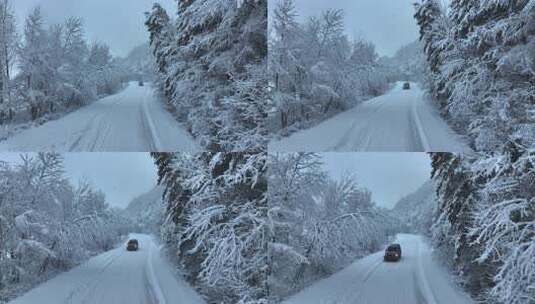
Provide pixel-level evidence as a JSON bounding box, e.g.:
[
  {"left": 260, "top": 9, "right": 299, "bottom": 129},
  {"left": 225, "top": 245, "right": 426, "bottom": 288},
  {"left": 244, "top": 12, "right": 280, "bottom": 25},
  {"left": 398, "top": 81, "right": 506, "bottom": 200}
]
[
  {"left": 384, "top": 243, "right": 402, "bottom": 262},
  {"left": 138, "top": 81, "right": 144, "bottom": 87},
  {"left": 402, "top": 82, "right": 410, "bottom": 90},
  {"left": 126, "top": 239, "right": 139, "bottom": 251}
]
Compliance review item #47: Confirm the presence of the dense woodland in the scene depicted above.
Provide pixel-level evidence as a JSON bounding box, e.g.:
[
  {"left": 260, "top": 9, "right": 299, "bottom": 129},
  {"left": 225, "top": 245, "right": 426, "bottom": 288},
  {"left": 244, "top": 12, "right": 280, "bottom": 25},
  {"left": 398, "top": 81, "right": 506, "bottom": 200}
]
[
  {"left": 123, "top": 186, "right": 165, "bottom": 235},
  {"left": 392, "top": 180, "right": 436, "bottom": 235},
  {"left": 0, "top": 153, "right": 132, "bottom": 302},
  {"left": 0, "top": 1, "right": 134, "bottom": 134},
  {"left": 146, "top": 0, "right": 268, "bottom": 151},
  {"left": 269, "top": 0, "right": 413, "bottom": 136},
  {"left": 0, "top": 0, "right": 533, "bottom": 303},
  {"left": 267, "top": 153, "right": 401, "bottom": 301},
  {"left": 152, "top": 152, "right": 268, "bottom": 304},
  {"left": 414, "top": 1, "right": 534, "bottom": 303}
]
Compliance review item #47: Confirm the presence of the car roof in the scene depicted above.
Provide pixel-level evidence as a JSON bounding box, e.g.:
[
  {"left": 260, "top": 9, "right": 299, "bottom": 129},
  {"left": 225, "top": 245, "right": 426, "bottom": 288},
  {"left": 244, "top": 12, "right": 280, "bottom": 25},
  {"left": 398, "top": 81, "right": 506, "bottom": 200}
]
[{"left": 387, "top": 244, "right": 400, "bottom": 249}]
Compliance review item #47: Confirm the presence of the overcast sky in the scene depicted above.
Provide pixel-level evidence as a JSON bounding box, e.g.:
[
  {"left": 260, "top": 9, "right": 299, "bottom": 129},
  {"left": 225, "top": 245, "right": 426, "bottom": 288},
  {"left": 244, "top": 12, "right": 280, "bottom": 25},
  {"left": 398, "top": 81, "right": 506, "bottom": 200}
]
[
  {"left": 11, "top": 0, "right": 175, "bottom": 57},
  {"left": 0, "top": 153, "right": 157, "bottom": 209},
  {"left": 322, "top": 153, "right": 431, "bottom": 209},
  {"left": 270, "top": 0, "right": 421, "bottom": 56}
]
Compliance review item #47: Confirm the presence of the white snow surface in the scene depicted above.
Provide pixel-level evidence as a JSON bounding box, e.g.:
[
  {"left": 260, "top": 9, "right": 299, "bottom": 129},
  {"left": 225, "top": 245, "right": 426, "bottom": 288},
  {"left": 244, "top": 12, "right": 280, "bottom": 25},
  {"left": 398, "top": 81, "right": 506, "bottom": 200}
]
[
  {"left": 283, "top": 234, "right": 474, "bottom": 304},
  {"left": 0, "top": 82, "right": 199, "bottom": 152},
  {"left": 9, "top": 233, "right": 206, "bottom": 304},
  {"left": 270, "top": 83, "right": 470, "bottom": 152}
]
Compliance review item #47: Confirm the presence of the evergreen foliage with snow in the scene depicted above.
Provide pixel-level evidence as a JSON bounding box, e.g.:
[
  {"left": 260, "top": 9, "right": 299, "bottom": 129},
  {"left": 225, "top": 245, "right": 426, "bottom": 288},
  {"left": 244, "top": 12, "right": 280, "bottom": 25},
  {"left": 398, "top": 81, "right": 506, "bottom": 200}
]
[
  {"left": 0, "top": 0, "right": 17, "bottom": 110},
  {"left": 429, "top": 149, "right": 535, "bottom": 304},
  {"left": 414, "top": 1, "right": 535, "bottom": 302},
  {"left": 152, "top": 152, "right": 267, "bottom": 304},
  {"left": 123, "top": 186, "right": 166, "bottom": 234},
  {"left": 392, "top": 180, "right": 436, "bottom": 235},
  {"left": 415, "top": 0, "right": 535, "bottom": 148},
  {"left": 0, "top": 153, "right": 132, "bottom": 302},
  {"left": 381, "top": 40, "right": 430, "bottom": 85},
  {"left": 146, "top": 0, "right": 267, "bottom": 151},
  {"left": 413, "top": 0, "right": 535, "bottom": 302},
  {"left": 267, "top": 153, "right": 401, "bottom": 301},
  {"left": 268, "top": 0, "right": 393, "bottom": 136}
]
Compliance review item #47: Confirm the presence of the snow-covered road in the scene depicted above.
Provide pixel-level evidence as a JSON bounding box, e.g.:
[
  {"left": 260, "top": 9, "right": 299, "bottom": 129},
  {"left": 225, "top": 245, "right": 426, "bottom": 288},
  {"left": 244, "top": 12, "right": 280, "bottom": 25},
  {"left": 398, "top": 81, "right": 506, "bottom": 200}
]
[
  {"left": 9, "top": 234, "right": 206, "bottom": 304},
  {"left": 0, "top": 82, "right": 199, "bottom": 152},
  {"left": 270, "top": 83, "right": 470, "bottom": 152},
  {"left": 283, "top": 234, "right": 473, "bottom": 304}
]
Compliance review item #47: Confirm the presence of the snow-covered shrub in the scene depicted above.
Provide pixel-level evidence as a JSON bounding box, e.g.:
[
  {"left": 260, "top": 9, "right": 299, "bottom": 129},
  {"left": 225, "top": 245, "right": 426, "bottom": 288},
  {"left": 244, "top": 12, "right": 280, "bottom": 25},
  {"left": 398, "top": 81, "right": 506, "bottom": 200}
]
[{"left": 55, "top": 83, "right": 85, "bottom": 108}]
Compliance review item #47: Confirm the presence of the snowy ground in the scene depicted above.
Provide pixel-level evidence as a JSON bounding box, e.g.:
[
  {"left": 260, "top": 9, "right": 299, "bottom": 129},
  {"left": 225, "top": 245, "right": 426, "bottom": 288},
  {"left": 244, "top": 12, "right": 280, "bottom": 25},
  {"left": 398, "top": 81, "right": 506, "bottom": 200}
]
[
  {"left": 9, "top": 234, "right": 206, "bottom": 304},
  {"left": 0, "top": 82, "right": 199, "bottom": 152},
  {"left": 270, "top": 83, "right": 470, "bottom": 152},
  {"left": 283, "top": 234, "right": 473, "bottom": 304}
]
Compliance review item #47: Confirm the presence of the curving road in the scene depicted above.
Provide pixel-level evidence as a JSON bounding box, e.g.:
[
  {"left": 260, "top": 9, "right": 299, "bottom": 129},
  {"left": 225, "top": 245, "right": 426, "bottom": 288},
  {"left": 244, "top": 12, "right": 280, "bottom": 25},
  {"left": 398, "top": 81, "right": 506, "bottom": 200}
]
[
  {"left": 9, "top": 234, "right": 206, "bottom": 304},
  {"left": 0, "top": 82, "right": 199, "bottom": 152},
  {"left": 283, "top": 234, "right": 474, "bottom": 304},
  {"left": 270, "top": 83, "right": 470, "bottom": 152}
]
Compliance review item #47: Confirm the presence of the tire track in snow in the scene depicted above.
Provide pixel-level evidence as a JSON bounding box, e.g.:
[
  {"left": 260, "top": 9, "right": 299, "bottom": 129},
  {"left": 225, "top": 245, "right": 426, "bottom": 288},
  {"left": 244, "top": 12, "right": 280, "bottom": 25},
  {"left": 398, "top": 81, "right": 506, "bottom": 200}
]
[
  {"left": 331, "top": 97, "right": 390, "bottom": 151},
  {"left": 68, "top": 92, "right": 128, "bottom": 151},
  {"left": 64, "top": 249, "right": 124, "bottom": 304},
  {"left": 339, "top": 254, "right": 384, "bottom": 304},
  {"left": 145, "top": 240, "right": 166, "bottom": 304},
  {"left": 361, "top": 256, "right": 384, "bottom": 283},
  {"left": 140, "top": 91, "right": 163, "bottom": 151},
  {"left": 416, "top": 239, "right": 438, "bottom": 304},
  {"left": 407, "top": 105, "right": 427, "bottom": 151},
  {"left": 68, "top": 114, "right": 101, "bottom": 151},
  {"left": 411, "top": 97, "right": 431, "bottom": 151},
  {"left": 412, "top": 268, "right": 428, "bottom": 304}
]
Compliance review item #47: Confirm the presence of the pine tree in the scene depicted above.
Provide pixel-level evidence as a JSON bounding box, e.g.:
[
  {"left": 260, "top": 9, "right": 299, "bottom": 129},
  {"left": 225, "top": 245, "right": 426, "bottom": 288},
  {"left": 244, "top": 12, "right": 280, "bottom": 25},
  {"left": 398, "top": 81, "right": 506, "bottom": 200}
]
[
  {"left": 145, "top": 4, "right": 173, "bottom": 79},
  {"left": 146, "top": 0, "right": 267, "bottom": 151},
  {"left": 19, "top": 6, "right": 48, "bottom": 92},
  {"left": 153, "top": 152, "right": 268, "bottom": 303},
  {"left": 0, "top": 0, "right": 17, "bottom": 107}
]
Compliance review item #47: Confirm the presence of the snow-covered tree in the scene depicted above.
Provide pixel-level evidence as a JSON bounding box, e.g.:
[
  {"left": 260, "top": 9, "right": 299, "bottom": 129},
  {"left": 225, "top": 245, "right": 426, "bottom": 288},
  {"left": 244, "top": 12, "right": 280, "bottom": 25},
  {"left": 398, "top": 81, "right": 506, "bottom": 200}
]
[
  {"left": 269, "top": 0, "right": 392, "bottom": 136},
  {"left": 392, "top": 180, "right": 436, "bottom": 235},
  {"left": 416, "top": 1, "right": 535, "bottom": 301},
  {"left": 19, "top": 7, "right": 49, "bottom": 94},
  {"left": 153, "top": 152, "right": 267, "bottom": 304},
  {"left": 429, "top": 147, "right": 535, "bottom": 304},
  {"left": 123, "top": 186, "right": 166, "bottom": 234},
  {"left": 0, "top": 0, "right": 17, "bottom": 108},
  {"left": 0, "top": 6, "right": 132, "bottom": 126},
  {"left": 415, "top": 0, "right": 535, "bottom": 150},
  {"left": 267, "top": 153, "right": 400, "bottom": 301},
  {"left": 0, "top": 153, "right": 132, "bottom": 302},
  {"left": 146, "top": 0, "right": 267, "bottom": 151}
]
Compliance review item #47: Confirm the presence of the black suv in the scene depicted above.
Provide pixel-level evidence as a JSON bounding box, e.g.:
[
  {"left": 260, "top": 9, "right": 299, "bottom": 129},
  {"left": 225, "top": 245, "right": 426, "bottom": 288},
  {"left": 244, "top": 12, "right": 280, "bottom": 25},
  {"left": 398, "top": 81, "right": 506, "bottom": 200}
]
[
  {"left": 402, "top": 82, "right": 411, "bottom": 90},
  {"left": 126, "top": 239, "right": 139, "bottom": 251},
  {"left": 384, "top": 243, "right": 402, "bottom": 262}
]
